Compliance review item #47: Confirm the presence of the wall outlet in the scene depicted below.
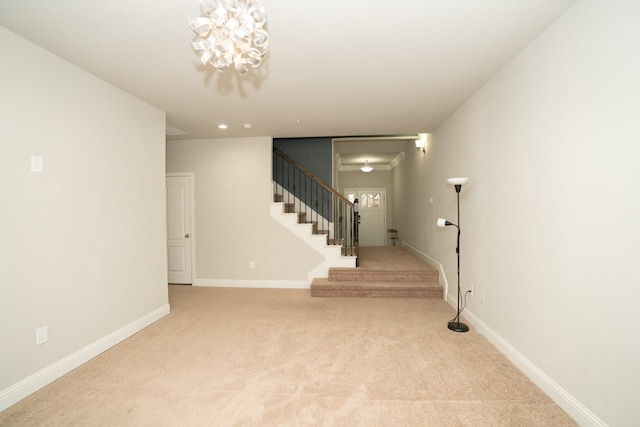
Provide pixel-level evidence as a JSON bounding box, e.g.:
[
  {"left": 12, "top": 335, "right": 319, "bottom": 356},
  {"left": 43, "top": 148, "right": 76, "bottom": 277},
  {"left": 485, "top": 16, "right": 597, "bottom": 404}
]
[
  {"left": 480, "top": 289, "right": 485, "bottom": 303},
  {"left": 36, "top": 326, "right": 48, "bottom": 345},
  {"left": 470, "top": 284, "right": 474, "bottom": 296},
  {"left": 249, "top": 260, "right": 255, "bottom": 269}
]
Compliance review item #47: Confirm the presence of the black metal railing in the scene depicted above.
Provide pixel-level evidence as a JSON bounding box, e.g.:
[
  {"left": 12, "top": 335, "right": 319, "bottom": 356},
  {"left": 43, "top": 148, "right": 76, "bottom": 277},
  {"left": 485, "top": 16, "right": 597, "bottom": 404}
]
[{"left": 273, "top": 147, "right": 358, "bottom": 259}]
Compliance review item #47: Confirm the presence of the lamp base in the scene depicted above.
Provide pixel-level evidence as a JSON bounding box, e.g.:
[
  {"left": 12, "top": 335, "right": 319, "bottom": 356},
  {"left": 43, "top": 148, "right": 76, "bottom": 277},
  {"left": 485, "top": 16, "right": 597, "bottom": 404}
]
[{"left": 448, "top": 321, "right": 469, "bottom": 333}]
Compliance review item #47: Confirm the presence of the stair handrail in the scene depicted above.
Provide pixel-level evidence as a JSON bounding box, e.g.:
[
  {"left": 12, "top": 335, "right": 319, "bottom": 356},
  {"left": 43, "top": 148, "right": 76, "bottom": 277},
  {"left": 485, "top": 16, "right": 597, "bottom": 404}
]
[
  {"left": 273, "top": 147, "right": 358, "bottom": 259},
  {"left": 274, "top": 148, "right": 352, "bottom": 205}
]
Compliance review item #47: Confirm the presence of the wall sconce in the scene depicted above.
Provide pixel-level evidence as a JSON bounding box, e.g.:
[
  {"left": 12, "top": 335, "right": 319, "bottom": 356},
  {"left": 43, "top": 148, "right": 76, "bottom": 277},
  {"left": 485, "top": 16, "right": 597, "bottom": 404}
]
[{"left": 415, "top": 133, "right": 428, "bottom": 153}]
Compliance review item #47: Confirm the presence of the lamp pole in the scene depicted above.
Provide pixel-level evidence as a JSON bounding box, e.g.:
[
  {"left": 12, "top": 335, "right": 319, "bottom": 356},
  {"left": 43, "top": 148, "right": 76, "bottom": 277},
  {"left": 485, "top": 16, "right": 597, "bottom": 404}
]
[{"left": 438, "top": 177, "right": 470, "bottom": 333}]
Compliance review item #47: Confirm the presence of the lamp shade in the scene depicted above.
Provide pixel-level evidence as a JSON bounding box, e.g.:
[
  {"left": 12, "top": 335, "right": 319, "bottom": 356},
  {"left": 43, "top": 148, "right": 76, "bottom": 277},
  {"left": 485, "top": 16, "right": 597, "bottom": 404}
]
[{"left": 447, "top": 177, "right": 469, "bottom": 186}]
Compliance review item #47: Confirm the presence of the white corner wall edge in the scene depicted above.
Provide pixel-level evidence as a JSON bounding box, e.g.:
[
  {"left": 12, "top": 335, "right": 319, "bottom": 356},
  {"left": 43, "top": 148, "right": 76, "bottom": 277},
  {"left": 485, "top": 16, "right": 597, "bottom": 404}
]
[
  {"left": 0, "top": 304, "right": 170, "bottom": 412},
  {"left": 194, "top": 279, "right": 309, "bottom": 289},
  {"left": 462, "top": 309, "right": 607, "bottom": 427}
]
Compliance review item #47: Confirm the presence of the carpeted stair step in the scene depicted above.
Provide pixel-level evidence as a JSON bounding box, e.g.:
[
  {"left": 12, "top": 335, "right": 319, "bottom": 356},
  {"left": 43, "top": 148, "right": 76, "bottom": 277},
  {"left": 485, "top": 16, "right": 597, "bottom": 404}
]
[
  {"left": 328, "top": 267, "right": 439, "bottom": 283},
  {"left": 310, "top": 278, "right": 443, "bottom": 298}
]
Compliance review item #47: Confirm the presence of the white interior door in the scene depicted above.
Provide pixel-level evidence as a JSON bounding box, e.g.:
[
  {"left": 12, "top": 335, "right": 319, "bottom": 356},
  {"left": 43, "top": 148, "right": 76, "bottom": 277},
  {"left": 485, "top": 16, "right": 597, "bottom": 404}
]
[
  {"left": 345, "top": 188, "right": 386, "bottom": 246},
  {"left": 167, "top": 175, "right": 193, "bottom": 284}
]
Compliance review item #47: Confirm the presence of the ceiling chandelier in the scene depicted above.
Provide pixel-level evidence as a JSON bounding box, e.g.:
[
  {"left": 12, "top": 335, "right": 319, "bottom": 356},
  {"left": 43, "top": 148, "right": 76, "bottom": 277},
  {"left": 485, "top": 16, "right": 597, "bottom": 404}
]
[{"left": 189, "top": 0, "right": 269, "bottom": 75}]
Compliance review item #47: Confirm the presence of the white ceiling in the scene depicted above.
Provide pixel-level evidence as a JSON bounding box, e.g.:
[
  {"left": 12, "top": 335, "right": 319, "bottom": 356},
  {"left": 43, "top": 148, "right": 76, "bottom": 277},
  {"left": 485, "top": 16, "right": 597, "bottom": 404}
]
[{"left": 0, "top": 0, "right": 576, "bottom": 166}]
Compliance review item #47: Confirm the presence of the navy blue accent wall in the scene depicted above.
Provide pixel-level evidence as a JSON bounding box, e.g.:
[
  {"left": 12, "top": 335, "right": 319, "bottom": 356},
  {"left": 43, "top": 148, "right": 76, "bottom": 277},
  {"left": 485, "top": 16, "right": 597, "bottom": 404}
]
[
  {"left": 273, "top": 137, "right": 332, "bottom": 184},
  {"left": 273, "top": 137, "right": 334, "bottom": 221}
]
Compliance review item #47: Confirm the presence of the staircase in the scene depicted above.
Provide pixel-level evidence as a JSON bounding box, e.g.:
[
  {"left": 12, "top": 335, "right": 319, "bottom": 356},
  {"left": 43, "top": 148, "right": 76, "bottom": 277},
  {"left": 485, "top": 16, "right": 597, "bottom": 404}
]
[
  {"left": 271, "top": 147, "right": 443, "bottom": 296},
  {"left": 270, "top": 195, "right": 357, "bottom": 279},
  {"left": 310, "top": 247, "right": 444, "bottom": 298},
  {"left": 274, "top": 194, "right": 340, "bottom": 245},
  {"left": 272, "top": 147, "right": 358, "bottom": 280}
]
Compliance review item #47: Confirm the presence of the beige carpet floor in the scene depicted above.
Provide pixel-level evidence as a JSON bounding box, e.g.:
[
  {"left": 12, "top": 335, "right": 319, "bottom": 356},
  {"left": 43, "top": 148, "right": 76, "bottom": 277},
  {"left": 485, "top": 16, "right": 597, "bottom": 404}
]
[
  {"left": 0, "top": 286, "right": 576, "bottom": 426},
  {"left": 356, "top": 246, "right": 438, "bottom": 271}
]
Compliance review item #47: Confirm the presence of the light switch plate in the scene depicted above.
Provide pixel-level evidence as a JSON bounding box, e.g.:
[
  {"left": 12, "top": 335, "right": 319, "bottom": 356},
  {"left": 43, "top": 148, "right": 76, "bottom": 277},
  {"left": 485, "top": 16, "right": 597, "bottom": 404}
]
[
  {"left": 31, "top": 156, "right": 43, "bottom": 173},
  {"left": 36, "top": 326, "right": 48, "bottom": 345}
]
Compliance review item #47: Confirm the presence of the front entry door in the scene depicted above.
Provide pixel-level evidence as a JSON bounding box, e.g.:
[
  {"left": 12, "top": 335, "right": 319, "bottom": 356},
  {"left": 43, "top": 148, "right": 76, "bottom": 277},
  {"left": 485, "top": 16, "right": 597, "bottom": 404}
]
[
  {"left": 344, "top": 188, "right": 386, "bottom": 246},
  {"left": 167, "top": 174, "right": 193, "bottom": 284}
]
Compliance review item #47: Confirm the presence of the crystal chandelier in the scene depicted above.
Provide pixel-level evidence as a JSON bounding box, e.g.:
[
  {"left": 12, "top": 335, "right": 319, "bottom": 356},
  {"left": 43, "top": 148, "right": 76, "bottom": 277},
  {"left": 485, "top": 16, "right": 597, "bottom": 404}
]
[{"left": 189, "top": 0, "right": 269, "bottom": 75}]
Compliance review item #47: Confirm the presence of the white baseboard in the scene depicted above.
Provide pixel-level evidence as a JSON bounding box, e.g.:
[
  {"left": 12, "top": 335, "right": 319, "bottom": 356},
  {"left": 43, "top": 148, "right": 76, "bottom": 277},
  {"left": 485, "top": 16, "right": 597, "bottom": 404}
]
[
  {"left": 401, "top": 242, "right": 605, "bottom": 426},
  {"left": 462, "top": 309, "right": 606, "bottom": 427},
  {"left": 0, "top": 304, "right": 170, "bottom": 412},
  {"left": 194, "top": 278, "right": 309, "bottom": 289},
  {"left": 401, "top": 242, "right": 448, "bottom": 300}
]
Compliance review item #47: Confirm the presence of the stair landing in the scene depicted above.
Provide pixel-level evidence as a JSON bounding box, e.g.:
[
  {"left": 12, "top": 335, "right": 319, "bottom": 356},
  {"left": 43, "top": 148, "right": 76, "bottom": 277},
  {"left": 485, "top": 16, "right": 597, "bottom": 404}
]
[{"left": 311, "top": 246, "right": 443, "bottom": 298}]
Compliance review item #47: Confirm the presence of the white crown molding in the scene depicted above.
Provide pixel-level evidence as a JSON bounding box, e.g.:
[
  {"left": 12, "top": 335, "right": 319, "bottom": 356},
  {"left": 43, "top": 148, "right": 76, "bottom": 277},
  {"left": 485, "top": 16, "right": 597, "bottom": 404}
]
[{"left": 390, "top": 152, "right": 405, "bottom": 168}]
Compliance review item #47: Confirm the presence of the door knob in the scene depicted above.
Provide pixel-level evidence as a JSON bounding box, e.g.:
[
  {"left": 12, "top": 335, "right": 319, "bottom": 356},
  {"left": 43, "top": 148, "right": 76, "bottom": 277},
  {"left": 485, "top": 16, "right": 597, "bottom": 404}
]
[{"left": 185, "top": 234, "right": 190, "bottom": 238}]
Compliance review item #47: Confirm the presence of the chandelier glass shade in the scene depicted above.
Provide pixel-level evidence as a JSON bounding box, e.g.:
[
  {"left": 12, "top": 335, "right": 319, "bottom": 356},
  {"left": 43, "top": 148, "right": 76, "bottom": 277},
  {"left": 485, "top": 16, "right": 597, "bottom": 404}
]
[
  {"left": 190, "top": 0, "right": 269, "bottom": 75},
  {"left": 361, "top": 160, "right": 373, "bottom": 173}
]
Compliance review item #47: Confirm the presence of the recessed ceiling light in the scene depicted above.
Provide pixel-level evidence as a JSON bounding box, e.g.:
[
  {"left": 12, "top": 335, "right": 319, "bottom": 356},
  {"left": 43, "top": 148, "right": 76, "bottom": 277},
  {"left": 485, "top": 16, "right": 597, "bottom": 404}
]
[
  {"left": 243, "top": 123, "right": 252, "bottom": 130},
  {"left": 218, "top": 124, "right": 228, "bottom": 129}
]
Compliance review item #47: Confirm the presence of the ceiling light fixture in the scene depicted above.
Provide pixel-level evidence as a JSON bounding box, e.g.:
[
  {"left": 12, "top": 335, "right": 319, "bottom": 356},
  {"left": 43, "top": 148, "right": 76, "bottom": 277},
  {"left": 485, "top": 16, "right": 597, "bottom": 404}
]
[
  {"left": 189, "top": 0, "right": 269, "bottom": 75},
  {"left": 361, "top": 160, "right": 373, "bottom": 173},
  {"left": 218, "top": 123, "right": 228, "bottom": 129}
]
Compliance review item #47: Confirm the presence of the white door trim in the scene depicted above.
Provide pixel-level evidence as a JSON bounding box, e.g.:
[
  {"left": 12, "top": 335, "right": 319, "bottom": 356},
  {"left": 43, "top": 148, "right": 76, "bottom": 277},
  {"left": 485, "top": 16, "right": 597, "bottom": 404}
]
[
  {"left": 167, "top": 172, "right": 195, "bottom": 284},
  {"left": 344, "top": 187, "right": 387, "bottom": 246}
]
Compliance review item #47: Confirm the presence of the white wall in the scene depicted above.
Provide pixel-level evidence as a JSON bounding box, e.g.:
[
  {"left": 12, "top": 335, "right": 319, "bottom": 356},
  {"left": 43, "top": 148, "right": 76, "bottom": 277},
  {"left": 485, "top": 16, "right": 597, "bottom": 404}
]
[
  {"left": 398, "top": 1, "right": 640, "bottom": 425},
  {"left": 166, "top": 138, "right": 323, "bottom": 284},
  {"left": 0, "top": 27, "right": 169, "bottom": 409},
  {"left": 392, "top": 142, "right": 433, "bottom": 252}
]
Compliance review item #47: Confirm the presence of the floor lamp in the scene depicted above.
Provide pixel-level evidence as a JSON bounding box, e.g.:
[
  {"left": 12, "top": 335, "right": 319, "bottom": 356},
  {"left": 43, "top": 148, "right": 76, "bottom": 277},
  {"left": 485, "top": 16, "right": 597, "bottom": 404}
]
[{"left": 437, "top": 177, "right": 469, "bottom": 333}]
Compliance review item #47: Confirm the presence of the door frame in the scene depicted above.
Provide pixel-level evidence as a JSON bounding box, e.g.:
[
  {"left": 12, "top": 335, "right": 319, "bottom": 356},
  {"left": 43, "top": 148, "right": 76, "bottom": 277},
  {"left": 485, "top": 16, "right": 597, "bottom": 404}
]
[
  {"left": 344, "top": 187, "right": 387, "bottom": 246},
  {"left": 167, "top": 172, "right": 195, "bottom": 284}
]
